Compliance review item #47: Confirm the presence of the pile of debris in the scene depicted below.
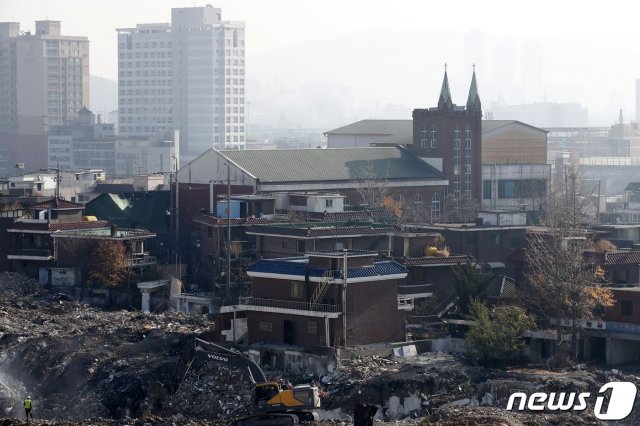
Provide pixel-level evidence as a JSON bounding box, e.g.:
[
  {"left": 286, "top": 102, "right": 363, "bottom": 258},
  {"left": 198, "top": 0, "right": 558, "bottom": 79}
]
[
  {"left": 0, "top": 284, "right": 215, "bottom": 422},
  {"left": 1, "top": 272, "right": 640, "bottom": 425},
  {"left": 0, "top": 272, "right": 43, "bottom": 297},
  {"left": 166, "top": 356, "right": 254, "bottom": 420}
]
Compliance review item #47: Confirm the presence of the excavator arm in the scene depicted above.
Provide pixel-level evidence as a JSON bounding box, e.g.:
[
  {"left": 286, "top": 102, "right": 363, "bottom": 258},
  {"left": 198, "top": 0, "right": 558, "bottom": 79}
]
[{"left": 193, "top": 337, "right": 267, "bottom": 384}]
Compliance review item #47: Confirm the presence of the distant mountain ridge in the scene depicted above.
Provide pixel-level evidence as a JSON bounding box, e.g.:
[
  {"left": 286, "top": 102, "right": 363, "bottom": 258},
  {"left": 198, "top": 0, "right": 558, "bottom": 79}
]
[{"left": 90, "top": 75, "right": 117, "bottom": 115}]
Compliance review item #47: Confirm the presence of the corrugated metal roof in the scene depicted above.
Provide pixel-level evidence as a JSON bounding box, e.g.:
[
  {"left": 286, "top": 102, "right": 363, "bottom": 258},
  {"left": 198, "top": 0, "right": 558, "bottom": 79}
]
[
  {"left": 220, "top": 147, "right": 443, "bottom": 183},
  {"left": 248, "top": 258, "right": 407, "bottom": 279},
  {"left": 323, "top": 119, "right": 545, "bottom": 143},
  {"left": 398, "top": 255, "right": 475, "bottom": 266},
  {"left": 7, "top": 220, "right": 110, "bottom": 232},
  {"left": 587, "top": 250, "right": 640, "bottom": 266},
  {"left": 324, "top": 120, "right": 411, "bottom": 136},
  {"left": 31, "top": 198, "right": 84, "bottom": 210},
  {"left": 306, "top": 210, "right": 396, "bottom": 222},
  {"left": 193, "top": 215, "right": 270, "bottom": 227},
  {"left": 246, "top": 224, "right": 396, "bottom": 238}
]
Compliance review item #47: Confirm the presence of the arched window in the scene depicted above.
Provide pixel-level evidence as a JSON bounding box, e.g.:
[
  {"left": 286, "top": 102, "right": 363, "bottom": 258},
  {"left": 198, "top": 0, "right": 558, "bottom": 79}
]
[
  {"left": 415, "top": 193, "right": 423, "bottom": 204},
  {"left": 431, "top": 193, "right": 440, "bottom": 220}
]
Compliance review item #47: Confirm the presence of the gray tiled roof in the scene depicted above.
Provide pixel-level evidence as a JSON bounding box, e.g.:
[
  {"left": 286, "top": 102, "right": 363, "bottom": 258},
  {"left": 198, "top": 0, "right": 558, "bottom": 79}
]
[{"left": 220, "top": 147, "right": 443, "bottom": 183}]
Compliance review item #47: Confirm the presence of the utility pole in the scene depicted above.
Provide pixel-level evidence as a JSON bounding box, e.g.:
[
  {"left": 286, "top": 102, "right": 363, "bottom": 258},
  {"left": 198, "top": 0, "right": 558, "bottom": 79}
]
[
  {"left": 226, "top": 162, "right": 231, "bottom": 298},
  {"left": 55, "top": 167, "right": 61, "bottom": 199},
  {"left": 173, "top": 155, "right": 179, "bottom": 271},
  {"left": 342, "top": 249, "right": 348, "bottom": 346}
]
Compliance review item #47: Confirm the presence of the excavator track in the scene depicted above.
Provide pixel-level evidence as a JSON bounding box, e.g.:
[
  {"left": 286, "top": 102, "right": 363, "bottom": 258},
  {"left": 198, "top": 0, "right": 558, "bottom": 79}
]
[
  {"left": 233, "top": 413, "right": 298, "bottom": 426},
  {"left": 234, "top": 410, "right": 319, "bottom": 425}
]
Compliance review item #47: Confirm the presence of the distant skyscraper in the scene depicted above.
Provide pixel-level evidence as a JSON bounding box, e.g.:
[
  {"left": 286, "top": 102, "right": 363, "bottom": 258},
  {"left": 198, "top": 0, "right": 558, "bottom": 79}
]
[
  {"left": 0, "top": 21, "right": 90, "bottom": 135},
  {"left": 636, "top": 79, "right": 640, "bottom": 122},
  {"left": 117, "top": 5, "right": 246, "bottom": 161}
]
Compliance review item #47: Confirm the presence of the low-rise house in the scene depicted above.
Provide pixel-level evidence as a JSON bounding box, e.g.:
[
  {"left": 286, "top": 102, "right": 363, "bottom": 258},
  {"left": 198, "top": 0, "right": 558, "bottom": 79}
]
[
  {"left": 6, "top": 198, "right": 156, "bottom": 293},
  {"left": 219, "top": 250, "right": 408, "bottom": 347},
  {"left": 246, "top": 222, "right": 398, "bottom": 259},
  {"left": 6, "top": 198, "right": 109, "bottom": 277}
]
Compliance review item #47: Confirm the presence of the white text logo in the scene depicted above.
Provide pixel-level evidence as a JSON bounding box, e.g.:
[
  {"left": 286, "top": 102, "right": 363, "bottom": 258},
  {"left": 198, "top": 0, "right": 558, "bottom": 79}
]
[{"left": 506, "top": 381, "right": 636, "bottom": 421}]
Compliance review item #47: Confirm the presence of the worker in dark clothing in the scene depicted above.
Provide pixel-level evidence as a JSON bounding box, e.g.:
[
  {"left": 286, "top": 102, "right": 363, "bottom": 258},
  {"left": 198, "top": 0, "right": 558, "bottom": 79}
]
[{"left": 24, "top": 396, "right": 33, "bottom": 420}]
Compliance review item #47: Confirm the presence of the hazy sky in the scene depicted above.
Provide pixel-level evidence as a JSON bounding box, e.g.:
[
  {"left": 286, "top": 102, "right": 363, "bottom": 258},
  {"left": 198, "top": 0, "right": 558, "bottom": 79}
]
[{"left": 4, "top": 0, "right": 640, "bottom": 126}]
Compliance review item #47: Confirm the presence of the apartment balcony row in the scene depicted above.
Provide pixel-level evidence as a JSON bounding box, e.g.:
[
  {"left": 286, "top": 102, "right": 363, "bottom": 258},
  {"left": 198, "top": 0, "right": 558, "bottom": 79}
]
[{"left": 220, "top": 296, "right": 341, "bottom": 318}]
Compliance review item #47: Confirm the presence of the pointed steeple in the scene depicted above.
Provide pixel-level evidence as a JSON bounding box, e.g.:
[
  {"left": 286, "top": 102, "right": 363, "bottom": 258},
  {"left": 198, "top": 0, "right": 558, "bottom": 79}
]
[
  {"left": 466, "top": 64, "right": 481, "bottom": 111},
  {"left": 438, "top": 63, "right": 453, "bottom": 110}
]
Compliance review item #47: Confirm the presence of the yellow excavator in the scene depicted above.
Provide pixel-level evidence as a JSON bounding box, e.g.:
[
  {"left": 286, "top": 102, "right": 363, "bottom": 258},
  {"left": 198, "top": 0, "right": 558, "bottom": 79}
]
[{"left": 192, "top": 338, "right": 321, "bottom": 425}]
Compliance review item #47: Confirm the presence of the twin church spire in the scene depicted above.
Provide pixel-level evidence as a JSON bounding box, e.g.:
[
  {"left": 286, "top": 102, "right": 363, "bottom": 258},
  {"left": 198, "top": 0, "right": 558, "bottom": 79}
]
[{"left": 437, "top": 64, "right": 481, "bottom": 111}]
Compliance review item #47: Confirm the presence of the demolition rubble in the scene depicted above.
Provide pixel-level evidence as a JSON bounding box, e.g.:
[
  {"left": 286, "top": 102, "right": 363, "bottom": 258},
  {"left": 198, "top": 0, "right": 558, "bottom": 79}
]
[{"left": 0, "top": 273, "right": 639, "bottom": 425}]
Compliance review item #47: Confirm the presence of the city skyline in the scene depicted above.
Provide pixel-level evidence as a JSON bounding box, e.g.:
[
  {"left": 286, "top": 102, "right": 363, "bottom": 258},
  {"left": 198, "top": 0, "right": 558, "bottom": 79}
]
[{"left": 4, "top": 1, "right": 640, "bottom": 127}]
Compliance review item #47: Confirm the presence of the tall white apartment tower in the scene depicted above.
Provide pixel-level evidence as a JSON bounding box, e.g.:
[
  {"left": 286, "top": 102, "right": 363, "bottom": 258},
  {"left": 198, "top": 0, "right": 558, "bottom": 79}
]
[
  {"left": 0, "top": 21, "right": 90, "bottom": 135},
  {"left": 117, "top": 5, "right": 246, "bottom": 162},
  {"left": 116, "top": 24, "right": 173, "bottom": 138}
]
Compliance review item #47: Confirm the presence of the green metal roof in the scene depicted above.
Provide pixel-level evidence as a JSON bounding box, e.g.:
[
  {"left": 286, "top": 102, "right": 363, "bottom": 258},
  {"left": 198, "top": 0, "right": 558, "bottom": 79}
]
[
  {"left": 84, "top": 192, "right": 170, "bottom": 233},
  {"left": 220, "top": 147, "right": 444, "bottom": 183}
]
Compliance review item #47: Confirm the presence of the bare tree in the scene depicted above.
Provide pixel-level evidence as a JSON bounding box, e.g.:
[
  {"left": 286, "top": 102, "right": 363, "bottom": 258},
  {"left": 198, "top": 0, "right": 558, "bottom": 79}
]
[
  {"left": 521, "top": 165, "right": 613, "bottom": 357},
  {"left": 444, "top": 193, "right": 480, "bottom": 223},
  {"left": 354, "top": 161, "right": 390, "bottom": 208}
]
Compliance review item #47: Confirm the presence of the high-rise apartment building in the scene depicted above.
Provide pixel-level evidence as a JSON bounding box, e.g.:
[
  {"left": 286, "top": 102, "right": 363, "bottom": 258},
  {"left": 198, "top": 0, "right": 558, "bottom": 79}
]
[
  {"left": 0, "top": 21, "right": 90, "bottom": 135},
  {"left": 116, "top": 24, "right": 173, "bottom": 139},
  {"left": 117, "top": 5, "right": 246, "bottom": 162}
]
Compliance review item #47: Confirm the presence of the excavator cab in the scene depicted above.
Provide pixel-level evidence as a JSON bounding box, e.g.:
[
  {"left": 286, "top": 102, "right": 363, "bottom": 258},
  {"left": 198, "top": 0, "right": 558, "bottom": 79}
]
[
  {"left": 254, "top": 382, "right": 321, "bottom": 412},
  {"left": 254, "top": 382, "right": 282, "bottom": 406}
]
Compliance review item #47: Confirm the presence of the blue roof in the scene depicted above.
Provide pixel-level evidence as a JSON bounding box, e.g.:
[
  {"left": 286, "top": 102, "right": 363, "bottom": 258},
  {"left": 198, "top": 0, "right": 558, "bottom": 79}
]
[{"left": 248, "top": 259, "right": 407, "bottom": 279}]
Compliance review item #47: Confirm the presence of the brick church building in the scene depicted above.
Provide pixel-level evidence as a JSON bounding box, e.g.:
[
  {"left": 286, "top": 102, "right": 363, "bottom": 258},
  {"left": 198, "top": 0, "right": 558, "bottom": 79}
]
[{"left": 411, "top": 67, "right": 483, "bottom": 208}]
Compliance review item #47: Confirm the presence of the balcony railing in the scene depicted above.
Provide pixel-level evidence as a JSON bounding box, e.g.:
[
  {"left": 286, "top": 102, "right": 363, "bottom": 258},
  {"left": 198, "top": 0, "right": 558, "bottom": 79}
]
[
  {"left": 398, "top": 283, "right": 433, "bottom": 296},
  {"left": 238, "top": 296, "right": 340, "bottom": 313},
  {"left": 126, "top": 253, "right": 157, "bottom": 267},
  {"left": 7, "top": 248, "right": 54, "bottom": 260}
]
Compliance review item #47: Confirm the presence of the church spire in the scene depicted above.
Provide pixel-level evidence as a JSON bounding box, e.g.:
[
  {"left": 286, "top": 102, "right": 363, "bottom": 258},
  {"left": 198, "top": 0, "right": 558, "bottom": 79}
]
[
  {"left": 466, "top": 64, "right": 481, "bottom": 111},
  {"left": 438, "top": 63, "right": 453, "bottom": 109}
]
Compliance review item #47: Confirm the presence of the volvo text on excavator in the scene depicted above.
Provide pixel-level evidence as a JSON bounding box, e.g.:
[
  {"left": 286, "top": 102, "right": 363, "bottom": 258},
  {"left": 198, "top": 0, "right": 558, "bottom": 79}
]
[{"left": 191, "top": 338, "right": 321, "bottom": 425}]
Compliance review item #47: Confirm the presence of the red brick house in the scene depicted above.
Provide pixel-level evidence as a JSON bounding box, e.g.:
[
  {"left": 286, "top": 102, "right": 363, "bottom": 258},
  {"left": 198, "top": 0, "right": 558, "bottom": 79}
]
[{"left": 219, "top": 250, "right": 408, "bottom": 347}]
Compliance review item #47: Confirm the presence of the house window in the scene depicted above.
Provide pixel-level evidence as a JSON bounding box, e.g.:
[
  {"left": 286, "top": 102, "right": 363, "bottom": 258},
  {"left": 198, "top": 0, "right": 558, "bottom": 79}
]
[
  {"left": 259, "top": 322, "right": 273, "bottom": 332},
  {"left": 415, "top": 193, "right": 422, "bottom": 204},
  {"left": 621, "top": 300, "right": 633, "bottom": 316},
  {"left": 483, "top": 180, "right": 492, "bottom": 200},
  {"left": 291, "top": 281, "right": 304, "bottom": 299},
  {"left": 420, "top": 129, "right": 428, "bottom": 148},
  {"left": 325, "top": 199, "right": 333, "bottom": 208},
  {"left": 207, "top": 227, "right": 213, "bottom": 238},
  {"left": 431, "top": 193, "right": 440, "bottom": 220},
  {"left": 297, "top": 240, "right": 305, "bottom": 253},
  {"left": 430, "top": 124, "right": 437, "bottom": 148},
  {"left": 308, "top": 321, "right": 318, "bottom": 334},
  {"left": 281, "top": 240, "right": 288, "bottom": 249},
  {"left": 614, "top": 269, "right": 628, "bottom": 284}
]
